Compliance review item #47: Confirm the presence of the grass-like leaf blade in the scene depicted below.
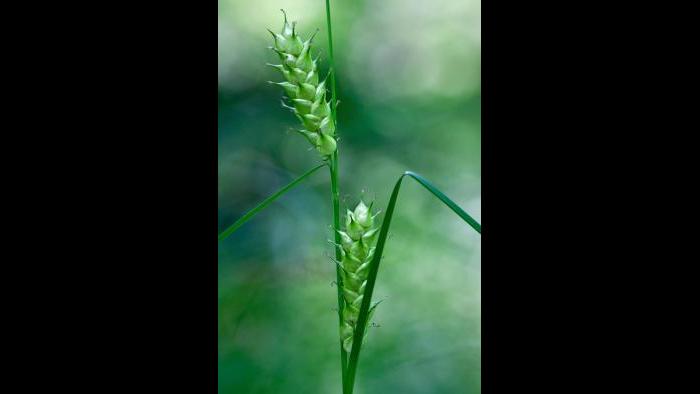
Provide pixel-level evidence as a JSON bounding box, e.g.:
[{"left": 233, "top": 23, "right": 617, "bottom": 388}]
[
  {"left": 404, "top": 171, "right": 480, "bottom": 233},
  {"left": 344, "top": 171, "right": 481, "bottom": 393},
  {"left": 218, "top": 163, "right": 326, "bottom": 241}
]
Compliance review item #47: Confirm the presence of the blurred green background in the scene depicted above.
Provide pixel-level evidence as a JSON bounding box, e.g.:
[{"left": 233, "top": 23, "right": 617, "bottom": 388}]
[{"left": 219, "top": 0, "right": 480, "bottom": 392}]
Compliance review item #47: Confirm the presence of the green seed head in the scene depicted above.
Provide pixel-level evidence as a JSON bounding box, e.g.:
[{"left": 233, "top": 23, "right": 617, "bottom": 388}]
[
  {"left": 339, "top": 200, "right": 380, "bottom": 352},
  {"left": 268, "top": 10, "right": 337, "bottom": 158}
]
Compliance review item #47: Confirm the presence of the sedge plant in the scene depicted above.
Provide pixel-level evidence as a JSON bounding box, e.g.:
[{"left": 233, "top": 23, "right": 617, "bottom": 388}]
[{"left": 218, "top": 3, "right": 481, "bottom": 393}]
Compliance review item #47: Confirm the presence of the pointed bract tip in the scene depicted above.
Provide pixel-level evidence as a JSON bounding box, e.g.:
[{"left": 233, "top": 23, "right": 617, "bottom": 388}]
[
  {"left": 281, "top": 101, "right": 298, "bottom": 113},
  {"left": 308, "top": 28, "right": 320, "bottom": 42}
]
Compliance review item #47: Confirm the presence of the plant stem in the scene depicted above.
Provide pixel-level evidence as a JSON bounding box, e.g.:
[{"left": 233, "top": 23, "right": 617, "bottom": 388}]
[
  {"left": 329, "top": 154, "right": 347, "bottom": 391},
  {"left": 324, "top": 0, "right": 347, "bottom": 392},
  {"left": 325, "top": 0, "right": 337, "bottom": 122}
]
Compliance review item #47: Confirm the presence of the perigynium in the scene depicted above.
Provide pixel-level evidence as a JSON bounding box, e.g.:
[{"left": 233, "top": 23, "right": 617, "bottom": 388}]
[
  {"left": 337, "top": 201, "right": 381, "bottom": 353},
  {"left": 267, "top": 10, "right": 337, "bottom": 157}
]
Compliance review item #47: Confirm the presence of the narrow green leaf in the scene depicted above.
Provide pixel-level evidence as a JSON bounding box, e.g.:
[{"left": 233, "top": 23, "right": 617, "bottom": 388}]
[
  {"left": 404, "top": 171, "right": 481, "bottom": 233},
  {"left": 218, "top": 163, "right": 326, "bottom": 241},
  {"left": 344, "top": 171, "right": 481, "bottom": 393}
]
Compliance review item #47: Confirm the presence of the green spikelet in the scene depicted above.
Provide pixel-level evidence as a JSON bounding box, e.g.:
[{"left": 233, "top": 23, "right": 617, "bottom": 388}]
[
  {"left": 267, "top": 10, "right": 336, "bottom": 157},
  {"left": 337, "top": 200, "right": 380, "bottom": 352}
]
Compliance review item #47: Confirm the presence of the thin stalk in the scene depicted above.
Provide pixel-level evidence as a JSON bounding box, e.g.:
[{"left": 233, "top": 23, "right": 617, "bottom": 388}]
[
  {"left": 329, "top": 154, "right": 347, "bottom": 389},
  {"left": 323, "top": 0, "right": 347, "bottom": 391},
  {"left": 325, "top": 0, "right": 337, "bottom": 122}
]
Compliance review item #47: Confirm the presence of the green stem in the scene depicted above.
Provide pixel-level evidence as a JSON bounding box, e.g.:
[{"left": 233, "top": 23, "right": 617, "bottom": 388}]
[
  {"left": 324, "top": 0, "right": 346, "bottom": 391},
  {"left": 325, "top": 0, "right": 337, "bottom": 122},
  {"left": 329, "top": 154, "right": 347, "bottom": 391}
]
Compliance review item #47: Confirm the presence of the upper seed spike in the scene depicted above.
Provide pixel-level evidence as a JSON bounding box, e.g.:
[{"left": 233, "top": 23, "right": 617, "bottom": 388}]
[{"left": 267, "top": 12, "right": 336, "bottom": 157}]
